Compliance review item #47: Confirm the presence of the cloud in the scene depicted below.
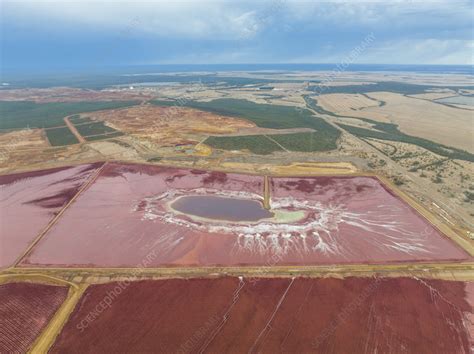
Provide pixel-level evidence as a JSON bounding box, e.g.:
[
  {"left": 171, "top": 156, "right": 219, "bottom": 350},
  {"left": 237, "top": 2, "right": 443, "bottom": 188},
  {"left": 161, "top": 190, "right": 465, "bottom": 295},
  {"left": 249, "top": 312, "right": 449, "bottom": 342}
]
[
  {"left": 3, "top": 0, "right": 269, "bottom": 40},
  {"left": 2, "top": 0, "right": 473, "bottom": 66},
  {"left": 366, "top": 39, "right": 474, "bottom": 65}
]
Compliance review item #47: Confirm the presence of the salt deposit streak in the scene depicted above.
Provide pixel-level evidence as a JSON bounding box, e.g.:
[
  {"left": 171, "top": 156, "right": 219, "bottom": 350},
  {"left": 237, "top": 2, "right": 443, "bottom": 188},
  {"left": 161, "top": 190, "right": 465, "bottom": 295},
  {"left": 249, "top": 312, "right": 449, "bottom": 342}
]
[
  {"left": 19, "top": 162, "right": 471, "bottom": 267},
  {"left": 138, "top": 188, "right": 437, "bottom": 258}
]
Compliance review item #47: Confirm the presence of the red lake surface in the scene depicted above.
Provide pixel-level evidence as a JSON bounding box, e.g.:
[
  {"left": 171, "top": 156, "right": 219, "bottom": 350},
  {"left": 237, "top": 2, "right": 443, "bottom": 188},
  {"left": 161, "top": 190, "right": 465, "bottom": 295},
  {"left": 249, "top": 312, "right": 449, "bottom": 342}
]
[
  {"left": 14, "top": 162, "right": 470, "bottom": 267},
  {"left": 0, "top": 163, "right": 102, "bottom": 268}
]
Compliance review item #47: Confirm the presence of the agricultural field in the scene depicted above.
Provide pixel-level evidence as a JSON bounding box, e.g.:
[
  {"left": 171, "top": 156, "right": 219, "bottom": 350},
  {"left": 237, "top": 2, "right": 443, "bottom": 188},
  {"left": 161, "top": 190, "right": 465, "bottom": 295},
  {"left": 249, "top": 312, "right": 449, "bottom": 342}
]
[
  {"left": 153, "top": 98, "right": 341, "bottom": 153},
  {"left": 205, "top": 135, "right": 284, "bottom": 154},
  {"left": 336, "top": 120, "right": 474, "bottom": 162},
  {"left": 84, "top": 131, "right": 124, "bottom": 141},
  {"left": 316, "top": 92, "right": 473, "bottom": 153},
  {"left": 0, "top": 163, "right": 103, "bottom": 268},
  {"left": 50, "top": 277, "right": 473, "bottom": 353},
  {"left": 0, "top": 100, "right": 139, "bottom": 130},
  {"left": 74, "top": 122, "right": 119, "bottom": 137},
  {"left": 45, "top": 127, "right": 79, "bottom": 146},
  {"left": 204, "top": 130, "right": 340, "bottom": 154},
  {"left": 0, "top": 282, "right": 68, "bottom": 353},
  {"left": 18, "top": 162, "right": 470, "bottom": 268},
  {"left": 435, "top": 95, "right": 474, "bottom": 109},
  {"left": 308, "top": 81, "right": 474, "bottom": 95},
  {"left": 152, "top": 98, "right": 328, "bottom": 130}
]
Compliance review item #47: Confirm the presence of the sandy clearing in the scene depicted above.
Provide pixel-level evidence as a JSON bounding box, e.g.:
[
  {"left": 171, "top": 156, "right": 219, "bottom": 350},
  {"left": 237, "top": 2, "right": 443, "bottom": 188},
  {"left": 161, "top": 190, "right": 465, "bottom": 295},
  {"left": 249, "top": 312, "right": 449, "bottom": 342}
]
[{"left": 319, "top": 92, "right": 474, "bottom": 152}]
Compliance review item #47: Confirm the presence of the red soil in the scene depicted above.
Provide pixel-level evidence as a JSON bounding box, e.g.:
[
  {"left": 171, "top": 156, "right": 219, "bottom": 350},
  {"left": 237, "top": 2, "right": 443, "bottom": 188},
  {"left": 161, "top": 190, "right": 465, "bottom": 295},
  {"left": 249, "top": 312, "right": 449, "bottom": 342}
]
[
  {"left": 20, "top": 162, "right": 470, "bottom": 267},
  {"left": 0, "top": 282, "right": 69, "bottom": 353},
  {"left": 50, "top": 277, "right": 472, "bottom": 354},
  {"left": 0, "top": 163, "right": 103, "bottom": 268}
]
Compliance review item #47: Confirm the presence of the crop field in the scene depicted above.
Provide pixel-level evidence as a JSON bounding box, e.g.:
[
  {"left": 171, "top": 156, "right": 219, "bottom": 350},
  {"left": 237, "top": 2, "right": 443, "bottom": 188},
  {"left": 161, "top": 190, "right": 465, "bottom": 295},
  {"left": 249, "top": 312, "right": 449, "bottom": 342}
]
[
  {"left": 435, "top": 95, "right": 474, "bottom": 107},
  {"left": 305, "top": 95, "right": 474, "bottom": 162},
  {"left": 68, "top": 115, "right": 93, "bottom": 124},
  {"left": 205, "top": 135, "right": 284, "bottom": 154},
  {"left": 154, "top": 98, "right": 341, "bottom": 153},
  {"left": 45, "top": 127, "right": 79, "bottom": 146},
  {"left": 315, "top": 92, "right": 473, "bottom": 154},
  {"left": 74, "top": 122, "right": 117, "bottom": 136},
  {"left": 308, "top": 81, "right": 474, "bottom": 95},
  {"left": 65, "top": 115, "right": 124, "bottom": 142},
  {"left": 0, "top": 163, "right": 103, "bottom": 268},
  {"left": 337, "top": 121, "right": 474, "bottom": 162},
  {"left": 17, "top": 162, "right": 470, "bottom": 268},
  {"left": 0, "top": 101, "right": 139, "bottom": 130},
  {"left": 84, "top": 131, "right": 124, "bottom": 141},
  {"left": 0, "top": 282, "right": 68, "bottom": 353},
  {"left": 205, "top": 131, "right": 340, "bottom": 154},
  {"left": 49, "top": 277, "right": 473, "bottom": 353}
]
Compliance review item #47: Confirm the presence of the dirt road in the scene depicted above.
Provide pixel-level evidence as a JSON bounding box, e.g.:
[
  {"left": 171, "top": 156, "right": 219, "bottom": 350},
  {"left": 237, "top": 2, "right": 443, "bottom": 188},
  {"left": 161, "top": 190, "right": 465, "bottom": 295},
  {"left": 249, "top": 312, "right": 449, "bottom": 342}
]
[{"left": 64, "top": 116, "right": 86, "bottom": 143}]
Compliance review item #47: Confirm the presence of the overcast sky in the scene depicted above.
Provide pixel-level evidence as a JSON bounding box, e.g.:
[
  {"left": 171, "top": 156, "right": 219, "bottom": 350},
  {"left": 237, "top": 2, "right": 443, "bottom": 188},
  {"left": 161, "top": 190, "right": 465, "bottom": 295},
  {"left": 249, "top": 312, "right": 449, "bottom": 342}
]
[{"left": 2, "top": 0, "right": 473, "bottom": 71}]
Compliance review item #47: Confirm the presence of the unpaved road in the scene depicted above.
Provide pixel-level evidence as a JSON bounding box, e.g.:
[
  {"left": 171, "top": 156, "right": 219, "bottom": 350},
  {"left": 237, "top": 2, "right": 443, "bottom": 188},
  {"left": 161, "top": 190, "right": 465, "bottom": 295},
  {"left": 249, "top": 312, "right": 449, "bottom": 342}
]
[{"left": 64, "top": 116, "right": 86, "bottom": 143}]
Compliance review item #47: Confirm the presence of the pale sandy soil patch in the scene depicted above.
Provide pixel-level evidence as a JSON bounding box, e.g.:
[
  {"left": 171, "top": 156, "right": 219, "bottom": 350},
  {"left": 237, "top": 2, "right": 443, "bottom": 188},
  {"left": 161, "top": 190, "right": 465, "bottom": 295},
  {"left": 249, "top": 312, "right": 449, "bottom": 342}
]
[
  {"left": 408, "top": 92, "right": 456, "bottom": 100},
  {"left": 318, "top": 93, "right": 381, "bottom": 112},
  {"left": 320, "top": 92, "right": 473, "bottom": 152},
  {"left": 0, "top": 128, "right": 49, "bottom": 150},
  {"left": 368, "top": 92, "right": 473, "bottom": 152}
]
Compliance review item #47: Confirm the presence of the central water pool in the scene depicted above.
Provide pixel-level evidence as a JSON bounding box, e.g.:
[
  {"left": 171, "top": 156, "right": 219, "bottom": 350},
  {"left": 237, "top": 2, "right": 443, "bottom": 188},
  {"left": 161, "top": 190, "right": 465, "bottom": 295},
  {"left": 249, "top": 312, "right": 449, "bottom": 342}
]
[{"left": 171, "top": 195, "right": 273, "bottom": 222}]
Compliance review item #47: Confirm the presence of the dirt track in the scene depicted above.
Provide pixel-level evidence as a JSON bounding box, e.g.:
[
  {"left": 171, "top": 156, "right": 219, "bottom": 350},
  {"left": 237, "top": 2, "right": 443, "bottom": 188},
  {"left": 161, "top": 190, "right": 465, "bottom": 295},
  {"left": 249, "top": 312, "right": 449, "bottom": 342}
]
[{"left": 63, "top": 116, "right": 86, "bottom": 143}]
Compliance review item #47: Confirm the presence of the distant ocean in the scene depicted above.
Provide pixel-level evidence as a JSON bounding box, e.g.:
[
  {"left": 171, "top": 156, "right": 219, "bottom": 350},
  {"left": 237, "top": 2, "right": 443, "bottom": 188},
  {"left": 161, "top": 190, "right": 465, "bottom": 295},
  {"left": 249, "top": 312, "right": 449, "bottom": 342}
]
[
  {"left": 2, "top": 63, "right": 472, "bottom": 89},
  {"left": 119, "top": 63, "right": 474, "bottom": 75}
]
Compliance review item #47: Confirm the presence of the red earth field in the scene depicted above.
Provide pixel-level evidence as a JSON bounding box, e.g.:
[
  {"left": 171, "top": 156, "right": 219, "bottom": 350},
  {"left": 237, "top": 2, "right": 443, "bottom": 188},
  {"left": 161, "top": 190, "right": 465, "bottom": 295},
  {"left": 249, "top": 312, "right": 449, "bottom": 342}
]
[
  {"left": 0, "top": 163, "right": 103, "bottom": 268},
  {"left": 50, "top": 277, "right": 473, "bottom": 353},
  {"left": 19, "top": 162, "right": 470, "bottom": 267},
  {"left": 0, "top": 282, "right": 68, "bottom": 353}
]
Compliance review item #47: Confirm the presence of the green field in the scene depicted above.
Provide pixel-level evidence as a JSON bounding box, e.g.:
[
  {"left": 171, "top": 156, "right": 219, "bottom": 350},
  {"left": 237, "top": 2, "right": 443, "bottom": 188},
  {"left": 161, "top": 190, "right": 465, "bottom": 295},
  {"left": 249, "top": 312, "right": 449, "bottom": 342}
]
[
  {"left": 0, "top": 101, "right": 139, "bottom": 130},
  {"left": 75, "top": 121, "right": 117, "bottom": 137},
  {"left": 205, "top": 135, "right": 283, "bottom": 154},
  {"left": 45, "top": 127, "right": 79, "bottom": 146},
  {"left": 85, "top": 131, "right": 124, "bottom": 141},
  {"left": 153, "top": 98, "right": 341, "bottom": 153},
  {"left": 152, "top": 98, "right": 318, "bottom": 129},
  {"left": 205, "top": 130, "right": 338, "bottom": 154},
  {"left": 69, "top": 115, "right": 94, "bottom": 124},
  {"left": 271, "top": 132, "right": 337, "bottom": 152}
]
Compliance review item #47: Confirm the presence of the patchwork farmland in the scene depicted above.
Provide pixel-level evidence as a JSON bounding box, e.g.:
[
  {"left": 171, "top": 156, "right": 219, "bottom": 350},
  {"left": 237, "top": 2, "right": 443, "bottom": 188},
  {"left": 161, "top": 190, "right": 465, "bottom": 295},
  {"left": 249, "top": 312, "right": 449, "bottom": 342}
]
[{"left": 0, "top": 282, "right": 69, "bottom": 353}]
